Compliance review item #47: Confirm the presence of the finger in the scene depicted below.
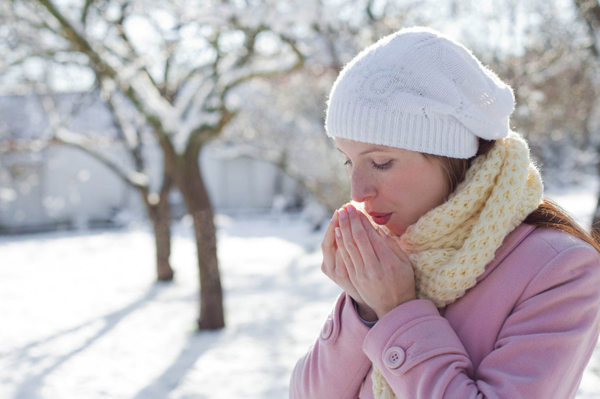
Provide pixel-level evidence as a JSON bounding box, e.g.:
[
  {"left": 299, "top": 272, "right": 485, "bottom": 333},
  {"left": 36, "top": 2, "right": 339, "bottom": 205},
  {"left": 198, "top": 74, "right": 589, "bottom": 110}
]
[
  {"left": 356, "top": 210, "right": 398, "bottom": 261},
  {"left": 356, "top": 208, "right": 390, "bottom": 252},
  {"left": 321, "top": 211, "right": 340, "bottom": 278},
  {"left": 338, "top": 207, "right": 365, "bottom": 271},
  {"left": 322, "top": 210, "right": 339, "bottom": 255},
  {"left": 334, "top": 248, "right": 350, "bottom": 279},
  {"left": 335, "top": 226, "right": 357, "bottom": 278},
  {"left": 346, "top": 205, "right": 379, "bottom": 263}
]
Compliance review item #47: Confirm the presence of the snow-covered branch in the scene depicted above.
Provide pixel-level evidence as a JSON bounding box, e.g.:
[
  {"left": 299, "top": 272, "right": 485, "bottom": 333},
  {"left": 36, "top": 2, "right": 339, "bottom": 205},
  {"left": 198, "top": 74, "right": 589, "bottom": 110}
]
[
  {"left": 36, "top": 0, "right": 177, "bottom": 136},
  {"left": 40, "top": 93, "right": 149, "bottom": 190},
  {"left": 80, "top": 0, "right": 93, "bottom": 25},
  {"left": 104, "top": 89, "right": 141, "bottom": 152},
  {"left": 219, "top": 33, "right": 304, "bottom": 98},
  {"left": 52, "top": 128, "right": 149, "bottom": 189}
]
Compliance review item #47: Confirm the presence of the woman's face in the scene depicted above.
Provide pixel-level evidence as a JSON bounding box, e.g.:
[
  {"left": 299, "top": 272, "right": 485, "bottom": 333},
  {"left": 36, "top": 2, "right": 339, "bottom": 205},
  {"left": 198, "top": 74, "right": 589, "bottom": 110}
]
[{"left": 335, "top": 137, "right": 449, "bottom": 237}]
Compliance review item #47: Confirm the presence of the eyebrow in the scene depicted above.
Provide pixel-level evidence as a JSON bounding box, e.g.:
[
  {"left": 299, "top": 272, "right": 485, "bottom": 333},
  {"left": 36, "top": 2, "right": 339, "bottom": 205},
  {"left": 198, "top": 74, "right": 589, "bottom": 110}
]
[{"left": 335, "top": 146, "right": 391, "bottom": 156}]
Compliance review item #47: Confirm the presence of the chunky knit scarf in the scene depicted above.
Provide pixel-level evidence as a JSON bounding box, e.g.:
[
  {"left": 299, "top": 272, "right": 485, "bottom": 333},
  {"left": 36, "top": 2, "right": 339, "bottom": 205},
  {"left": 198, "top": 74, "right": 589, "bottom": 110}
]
[{"left": 358, "top": 131, "right": 543, "bottom": 399}]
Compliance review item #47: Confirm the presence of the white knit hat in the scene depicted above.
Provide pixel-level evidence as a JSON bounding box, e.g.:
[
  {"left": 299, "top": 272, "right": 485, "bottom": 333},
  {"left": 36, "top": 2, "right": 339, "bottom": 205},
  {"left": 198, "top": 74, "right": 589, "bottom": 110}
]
[{"left": 325, "top": 26, "right": 515, "bottom": 159}]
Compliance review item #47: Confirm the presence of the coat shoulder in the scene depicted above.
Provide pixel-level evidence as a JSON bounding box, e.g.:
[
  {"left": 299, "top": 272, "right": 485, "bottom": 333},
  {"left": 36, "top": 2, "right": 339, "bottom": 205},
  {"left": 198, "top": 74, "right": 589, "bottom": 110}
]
[
  {"left": 503, "top": 224, "right": 600, "bottom": 288},
  {"left": 481, "top": 224, "right": 600, "bottom": 284},
  {"left": 525, "top": 225, "right": 597, "bottom": 254}
]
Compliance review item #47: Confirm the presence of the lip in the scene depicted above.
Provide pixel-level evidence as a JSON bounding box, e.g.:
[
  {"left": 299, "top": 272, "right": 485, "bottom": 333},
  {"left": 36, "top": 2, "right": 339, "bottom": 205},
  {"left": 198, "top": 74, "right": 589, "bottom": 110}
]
[{"left": 367, "top": 212, "right": 392, "bottom": 225}]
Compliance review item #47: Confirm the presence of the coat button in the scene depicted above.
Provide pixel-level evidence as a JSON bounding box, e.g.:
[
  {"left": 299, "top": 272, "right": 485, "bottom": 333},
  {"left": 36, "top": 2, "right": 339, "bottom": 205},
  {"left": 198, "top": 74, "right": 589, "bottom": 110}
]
[
  {"left": 383, "top": 347, "right": 405, "bottom": 369},
  {"left": 321, "top": 319, "right": 333, "bottom": 340}
]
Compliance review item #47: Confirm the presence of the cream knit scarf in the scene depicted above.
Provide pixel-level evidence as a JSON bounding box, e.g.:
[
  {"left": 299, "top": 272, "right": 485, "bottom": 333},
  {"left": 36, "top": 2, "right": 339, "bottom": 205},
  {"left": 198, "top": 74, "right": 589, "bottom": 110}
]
[{"left": 360, "top": 132, "right": 543, "bottom": 399}]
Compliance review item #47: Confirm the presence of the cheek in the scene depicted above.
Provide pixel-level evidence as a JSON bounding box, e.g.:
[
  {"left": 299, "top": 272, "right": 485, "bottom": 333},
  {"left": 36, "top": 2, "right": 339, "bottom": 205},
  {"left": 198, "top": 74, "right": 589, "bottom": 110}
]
[
  {"left": 416, "top": 166, "right": 448, "bottom": 205},
  {"left": 387, "top": 164, "right": 448, "bottom": 213}
]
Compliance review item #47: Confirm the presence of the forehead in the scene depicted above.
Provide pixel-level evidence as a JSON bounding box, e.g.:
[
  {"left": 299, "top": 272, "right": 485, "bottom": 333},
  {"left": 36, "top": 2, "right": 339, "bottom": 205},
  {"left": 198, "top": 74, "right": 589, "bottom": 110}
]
[{"left": 334, "top": 137, "right": 394, "bottom": 154}]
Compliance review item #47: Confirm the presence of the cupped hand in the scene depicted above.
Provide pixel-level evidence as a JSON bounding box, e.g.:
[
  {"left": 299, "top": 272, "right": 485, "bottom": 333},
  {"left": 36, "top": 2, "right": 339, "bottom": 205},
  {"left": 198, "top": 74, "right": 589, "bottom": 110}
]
[
  {"left": 321, "top": 209, "right": 378, "bottom": 321},
  {"left": 334, "top": 204, "right": 416, "bottom": 319}
]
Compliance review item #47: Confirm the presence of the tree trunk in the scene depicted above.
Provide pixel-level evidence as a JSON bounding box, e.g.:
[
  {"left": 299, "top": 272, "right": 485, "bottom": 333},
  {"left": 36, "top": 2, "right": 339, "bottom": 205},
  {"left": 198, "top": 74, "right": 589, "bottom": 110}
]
[
  {"left": 177, "top": 145, "right": 224, "bottom": 330},
  {"left": 150, "top": 204, "right": 174, "bottom": 281},
  {"left": 150, "top": 175, "right": 174, "bottom": 281}
]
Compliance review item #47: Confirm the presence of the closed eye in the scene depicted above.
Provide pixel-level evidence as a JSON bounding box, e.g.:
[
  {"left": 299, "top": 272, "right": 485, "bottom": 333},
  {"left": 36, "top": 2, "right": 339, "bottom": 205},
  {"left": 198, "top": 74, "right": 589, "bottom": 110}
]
[
  {"left": 343, "top": 159, "right": 393, "bottom": 170},
  {"left": 373, "top": 160, "right": 393, "bottom": 170}
]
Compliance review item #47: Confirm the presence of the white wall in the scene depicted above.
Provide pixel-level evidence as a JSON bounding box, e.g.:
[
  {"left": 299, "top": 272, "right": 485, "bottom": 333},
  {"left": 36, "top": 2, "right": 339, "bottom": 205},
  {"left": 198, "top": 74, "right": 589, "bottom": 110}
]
[{"left": 0, "top": 141, "right": 299, "bottom": 233}]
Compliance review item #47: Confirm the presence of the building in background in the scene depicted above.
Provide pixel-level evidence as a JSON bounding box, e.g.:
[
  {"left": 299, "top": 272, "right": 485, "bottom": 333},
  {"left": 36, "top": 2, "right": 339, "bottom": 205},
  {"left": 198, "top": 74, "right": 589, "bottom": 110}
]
[{"left": 0, "top": 92, "right": 301, "bottom": 234}]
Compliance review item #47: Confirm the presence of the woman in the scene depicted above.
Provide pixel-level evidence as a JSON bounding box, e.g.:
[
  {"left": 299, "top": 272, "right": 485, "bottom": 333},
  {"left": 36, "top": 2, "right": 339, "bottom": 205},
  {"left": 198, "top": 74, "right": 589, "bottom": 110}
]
[{"left": 290, "top": 26, "right": 600, "bottom": 398}]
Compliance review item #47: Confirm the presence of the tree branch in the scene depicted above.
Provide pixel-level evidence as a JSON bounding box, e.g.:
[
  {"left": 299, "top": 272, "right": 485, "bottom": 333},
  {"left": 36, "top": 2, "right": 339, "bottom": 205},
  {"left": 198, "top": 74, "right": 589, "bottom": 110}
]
[
  {"left": 81, "top": 0, "right": 94, "bottom": 25},
  {"left": 220, "top": 33, "right": 304, "bottom": 101},
  {"left": 106, "top": 97, "right": 139, "bottom": 148},
  {"left": 111, "top": 1, "right": 161, "bottom": 92},
  {"left": 39, "top": 92, "right": 149, "bottom": 190},
  {"left": 103, "top": 89, "right": 146, "bottom": 172},
  {"left": 35, "top": 0, "right": 172, "bottom": 138},
  {"left": 52, "top": 129, "right": 149, "bottom": 190},
  {"left": 232, "top": 22, "right": 267, "bottom": 69},
  {"left": 163, "top": 53, "right": 172, "bottom": 98}
]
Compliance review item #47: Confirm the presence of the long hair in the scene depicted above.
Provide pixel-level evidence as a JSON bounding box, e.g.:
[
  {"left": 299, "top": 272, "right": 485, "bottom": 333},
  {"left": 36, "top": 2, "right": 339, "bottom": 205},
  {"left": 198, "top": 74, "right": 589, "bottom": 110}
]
[{"left": 428, "top": 138, "right": 600, "bottom": 253}]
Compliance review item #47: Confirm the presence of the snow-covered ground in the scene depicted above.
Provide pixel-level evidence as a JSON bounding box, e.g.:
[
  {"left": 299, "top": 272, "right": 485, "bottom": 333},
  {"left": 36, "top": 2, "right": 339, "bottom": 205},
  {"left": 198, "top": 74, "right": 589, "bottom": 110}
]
[{"left": 1, "top": 184, "right": 600, "bottom": 399}]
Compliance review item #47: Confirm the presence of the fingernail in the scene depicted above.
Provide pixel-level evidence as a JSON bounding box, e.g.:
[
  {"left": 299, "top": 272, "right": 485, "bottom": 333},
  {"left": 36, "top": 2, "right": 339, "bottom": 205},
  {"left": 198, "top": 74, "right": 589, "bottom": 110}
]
[
  {"left": 335, "top": 227, "right": 341, "bottom": 238},
  {"left": 347, "top": 205, "right": 356, "bottom": 215},
  {"left": 339, "top": 209, "right": 347, "bottom": 219}
]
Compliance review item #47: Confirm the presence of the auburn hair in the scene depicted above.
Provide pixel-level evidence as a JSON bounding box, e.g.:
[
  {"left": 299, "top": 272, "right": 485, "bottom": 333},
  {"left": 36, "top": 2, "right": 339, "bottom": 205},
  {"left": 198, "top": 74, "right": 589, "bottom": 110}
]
[{"left": 427, "top": 138, "right": 600, "bottom": 253}]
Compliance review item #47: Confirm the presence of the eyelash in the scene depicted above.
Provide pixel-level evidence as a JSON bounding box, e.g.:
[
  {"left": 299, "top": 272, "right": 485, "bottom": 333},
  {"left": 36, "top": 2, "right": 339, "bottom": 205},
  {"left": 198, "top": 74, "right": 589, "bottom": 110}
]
[{"left": 343, "top": 160, "right": 393, "bottom": 170}]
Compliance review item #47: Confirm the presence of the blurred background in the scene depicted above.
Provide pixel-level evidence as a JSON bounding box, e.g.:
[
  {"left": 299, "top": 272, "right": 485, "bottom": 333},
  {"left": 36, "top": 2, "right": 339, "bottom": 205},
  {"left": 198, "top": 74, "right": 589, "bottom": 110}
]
[{"left": 1, "top": 0, "right": 600, "bottom": 398}]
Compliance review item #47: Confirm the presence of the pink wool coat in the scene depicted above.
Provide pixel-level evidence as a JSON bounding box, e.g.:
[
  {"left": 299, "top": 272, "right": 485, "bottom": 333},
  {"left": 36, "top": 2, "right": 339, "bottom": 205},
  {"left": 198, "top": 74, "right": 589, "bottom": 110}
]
[{"left": 290, "top": 224, "right": 600, "bottom": 398}]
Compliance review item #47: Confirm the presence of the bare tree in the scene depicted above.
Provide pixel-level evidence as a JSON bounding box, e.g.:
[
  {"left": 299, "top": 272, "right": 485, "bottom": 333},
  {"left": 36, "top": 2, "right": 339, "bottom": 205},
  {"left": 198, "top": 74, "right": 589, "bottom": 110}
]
[
  {"left": 4, "top": 0, "right": 304, "bottom": 329},
  {"left": 41, "top": 88, "right": 177, "bottom": 282}
]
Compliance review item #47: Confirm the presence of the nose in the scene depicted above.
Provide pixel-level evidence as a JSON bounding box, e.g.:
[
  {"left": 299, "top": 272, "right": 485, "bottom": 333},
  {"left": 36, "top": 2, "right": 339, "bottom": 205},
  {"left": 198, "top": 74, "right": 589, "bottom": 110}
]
[{"left": 350, "top": 169, "right": 376, "bottom": 203}]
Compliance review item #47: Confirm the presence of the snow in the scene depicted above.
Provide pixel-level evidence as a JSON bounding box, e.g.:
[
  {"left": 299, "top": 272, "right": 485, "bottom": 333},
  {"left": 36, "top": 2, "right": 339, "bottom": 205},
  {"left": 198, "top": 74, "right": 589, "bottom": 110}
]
[{"left": 1, "top": 186, "right": 600, "bottom": 398}]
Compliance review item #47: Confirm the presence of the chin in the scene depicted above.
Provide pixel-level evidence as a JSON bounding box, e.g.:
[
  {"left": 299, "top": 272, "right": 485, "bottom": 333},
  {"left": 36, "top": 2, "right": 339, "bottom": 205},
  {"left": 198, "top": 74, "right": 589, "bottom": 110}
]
[
  {"left": 375, "top": 214, "right": 406, "bottom": 237},
  {"left": 387, "top": 224, "right": 405, "bottom": 237}
]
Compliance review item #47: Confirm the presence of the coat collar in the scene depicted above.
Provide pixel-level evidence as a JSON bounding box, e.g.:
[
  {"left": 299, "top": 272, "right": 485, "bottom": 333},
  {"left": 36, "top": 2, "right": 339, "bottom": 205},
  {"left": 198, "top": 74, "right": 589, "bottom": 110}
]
[{"left": 475, "top": 223, "right": 537, "bottom": 283}]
